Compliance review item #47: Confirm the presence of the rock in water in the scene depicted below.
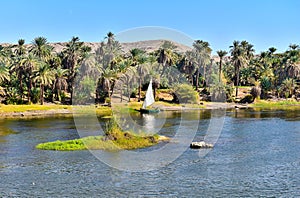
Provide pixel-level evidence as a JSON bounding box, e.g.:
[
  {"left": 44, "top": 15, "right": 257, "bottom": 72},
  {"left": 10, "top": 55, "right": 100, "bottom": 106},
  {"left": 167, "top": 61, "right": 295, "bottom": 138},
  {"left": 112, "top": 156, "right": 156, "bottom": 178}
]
[{"left": 190, "top": 141, "right": 213, "bottom": 149}]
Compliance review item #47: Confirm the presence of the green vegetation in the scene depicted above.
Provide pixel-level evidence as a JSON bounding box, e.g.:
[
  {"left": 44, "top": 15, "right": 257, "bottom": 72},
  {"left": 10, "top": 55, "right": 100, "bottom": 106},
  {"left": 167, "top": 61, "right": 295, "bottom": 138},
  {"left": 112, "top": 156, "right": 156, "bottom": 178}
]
[
  {"left": 36, "top": 118, "right": 162, "bottom": 151},
  {"left": 250, "top": 100, "right": 300, "bottom": 110},
  {"left": 0, "top": 104, "right": 71, "bottom": 112},
  {"left": 1, "top": 32, "right": 300, "bottom": 107},
  {"left": 172, "top": 84, "right": 199, "bottom": 103}
]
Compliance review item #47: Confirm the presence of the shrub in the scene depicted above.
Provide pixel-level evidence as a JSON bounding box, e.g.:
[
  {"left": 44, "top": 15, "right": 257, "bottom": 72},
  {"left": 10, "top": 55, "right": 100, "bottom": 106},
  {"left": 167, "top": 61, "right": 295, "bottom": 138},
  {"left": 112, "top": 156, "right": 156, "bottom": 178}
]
[
  {"left": 260, "top": 77, "right": 271, "bottom": 99},
  {"left": 172, "top": 84, "right": 199, "bottom": 104},
  {"left": 210, "top": 83, "right": 226, "bottom": 102},
  {"left": 250, "top": 86, "right": 261, "bottom": 100}
]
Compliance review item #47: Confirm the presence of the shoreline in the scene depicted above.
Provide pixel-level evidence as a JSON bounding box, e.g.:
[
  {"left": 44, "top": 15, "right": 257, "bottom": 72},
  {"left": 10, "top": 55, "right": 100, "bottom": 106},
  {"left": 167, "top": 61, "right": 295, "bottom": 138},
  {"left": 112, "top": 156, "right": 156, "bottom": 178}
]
[{"left": 1, "top": 100, "right": 300, "bottom": 119}]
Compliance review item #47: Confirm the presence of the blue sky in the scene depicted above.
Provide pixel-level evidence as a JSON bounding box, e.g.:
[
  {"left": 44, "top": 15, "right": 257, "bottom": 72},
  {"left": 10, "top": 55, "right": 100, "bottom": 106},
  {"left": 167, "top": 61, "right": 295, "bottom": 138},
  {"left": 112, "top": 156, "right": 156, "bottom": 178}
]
[{"left": 1, "top": 0, "right": 300, "bottom": 54}]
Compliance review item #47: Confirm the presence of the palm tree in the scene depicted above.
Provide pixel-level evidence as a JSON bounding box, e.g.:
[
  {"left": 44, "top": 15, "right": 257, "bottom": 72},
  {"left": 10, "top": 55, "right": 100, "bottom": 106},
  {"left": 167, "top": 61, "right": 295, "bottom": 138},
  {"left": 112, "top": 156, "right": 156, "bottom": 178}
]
[
  {"left": 217, "top": 50, "right": 227, "bottom": 83},
  {"left": 279, "top": 78, "right": 295, "bottom": 98},
  {"left": 129, "top": 48, "right": 149, "bottom": 101},
  {"left": 130, "top": 48, "right": 146, "bottom": 66},
  {"left": 34, "top": 64, "right": 55, "bottom": 105},
  {"left": 157, "top": 41, "right": 178, "bottom": 77},
  {"left": 136, "top": 56, "right": 148, "bottom": 102},
  {"left": 11, "top": 56, "right": 26, "bottom": 101},
  {"left": 230, "top": 40, "right": 251, "bottom": 97},
  {"left": 268, "top": 47, "right": 277, "bottom": 55},
  {"left": 30, "top": 37, "right": 53, "bottom": 61},
  {"left": 14, "top": 39, "right": 26, "bottom": 56},
  {"left": 105, "top": 32, "right": 115, "bottom": 47},
  {"left": 20, "top": 54, "right": 38, "bottom": 103},
  {"left": 99, "top": 68, "right": 118, "bottom": 102},
  {"left": 119, "top": 67, "right": 137, "bottom": 102},
  {"left": 0, "top": 62, "right": 10, "bottom": 84},
  {"left": 289, "top": 44, "right": 299, "bottom": 50},
  {"left": 62, "top": 36, "right": 88, "bottom": 103},
  {"left": 181, "top": 51, "right": 196, "bottom": 84},
  {"left": 286, "top": 58, "right": 300, "bottom": 80},
  {"left": 192, "top": 40, "right": 212, "bottom": 89},
  {"left": 53, "top": 68, "right": 68, "bottom": 101},
  {"left": 0, "top": 45, "right": 13, "bottom": 65},
  {"left": 12, "top": 39, "right": 28, "bottom": 101}
]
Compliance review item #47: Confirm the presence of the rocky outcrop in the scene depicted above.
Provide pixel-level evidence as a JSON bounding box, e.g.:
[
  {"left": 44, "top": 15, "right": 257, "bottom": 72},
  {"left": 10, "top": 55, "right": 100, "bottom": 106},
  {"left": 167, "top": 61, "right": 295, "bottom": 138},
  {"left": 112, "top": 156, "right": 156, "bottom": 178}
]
[{"left": 190, "top": 141, "right": 213, "bottom": 149}]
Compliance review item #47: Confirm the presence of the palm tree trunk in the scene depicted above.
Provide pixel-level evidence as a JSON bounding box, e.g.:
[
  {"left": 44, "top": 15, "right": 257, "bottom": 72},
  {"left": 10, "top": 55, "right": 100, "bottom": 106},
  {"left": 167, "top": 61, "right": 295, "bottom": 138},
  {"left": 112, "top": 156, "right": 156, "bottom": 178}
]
[
  {"left": 128, "top": 87, "right": 131, "bottom": 102},
  {"left": 235, "top": 68, "right": 240, "bottom": 97},
  {"left": 138, "top": 77, "right": 141, "bottom": 102},
  {"left": 120, "top": 89, "right": 123, "bottom": 102},
  {"left": 195, "top": 68, "right": 200, "bottom": 90},
  {"left": 203, "top": 65, "right": 206, "bottom": 86},
  {"left": 40, "top": 84, "right": 44, "bottom": 105},
  {"left": 28, "top": 78, "right": 32, "bottom": 103},
  {"left": 19, "top": 75, "right": 23, "bottom": 102},
  {"left": 219, "top": 60, "right": 222, "bottom": 83}
]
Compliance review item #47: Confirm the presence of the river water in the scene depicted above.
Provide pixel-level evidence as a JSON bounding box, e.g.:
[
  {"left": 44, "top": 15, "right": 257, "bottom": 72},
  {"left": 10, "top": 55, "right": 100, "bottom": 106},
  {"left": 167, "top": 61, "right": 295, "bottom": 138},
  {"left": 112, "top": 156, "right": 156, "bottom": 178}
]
[{"left": 0, "top": 109, "right": 300, "bottom": 197}]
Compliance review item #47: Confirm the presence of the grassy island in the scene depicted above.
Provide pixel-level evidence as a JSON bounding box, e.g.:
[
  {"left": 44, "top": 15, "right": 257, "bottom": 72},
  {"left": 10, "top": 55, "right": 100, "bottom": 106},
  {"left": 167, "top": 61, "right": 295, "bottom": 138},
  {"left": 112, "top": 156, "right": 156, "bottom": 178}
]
[{"left": 36, "top": 118, "right": 167, "bottom": 151}]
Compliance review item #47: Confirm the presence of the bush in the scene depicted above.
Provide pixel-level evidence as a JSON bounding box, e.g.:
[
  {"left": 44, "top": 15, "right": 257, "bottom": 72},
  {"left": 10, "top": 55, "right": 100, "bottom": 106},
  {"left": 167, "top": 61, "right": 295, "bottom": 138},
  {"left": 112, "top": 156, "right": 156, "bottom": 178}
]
[
  {"left": 260, "top": 77, "right": 271, "bottom": 99},
  {"left": 31, "top": 87, "right": 40, "bottom": 104},
  {"left": 172, "top": 84, "right": 199, "bottom": 104},
  {"left": 211, "top": 83, "right": 226, "bottom": 102},
  {"left": 250, "top": 86, "right": 261, "bottom": 100}
]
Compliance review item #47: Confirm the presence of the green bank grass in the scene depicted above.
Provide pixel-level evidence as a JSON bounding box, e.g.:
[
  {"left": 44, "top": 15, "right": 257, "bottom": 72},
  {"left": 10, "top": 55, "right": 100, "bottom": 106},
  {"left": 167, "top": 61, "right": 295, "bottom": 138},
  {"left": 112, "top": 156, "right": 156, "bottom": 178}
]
[
  {"left": 250, "top": 99, "right": 300, "bottom": 109},
  {"left": 36, "top": 118, "right": 161, "bottom": 151},
  {"left": 0, "top": 104, "right": 112, "bottom": 117},
  {"left": 0, "top": 104, "right": 71, "bottom": 113}
]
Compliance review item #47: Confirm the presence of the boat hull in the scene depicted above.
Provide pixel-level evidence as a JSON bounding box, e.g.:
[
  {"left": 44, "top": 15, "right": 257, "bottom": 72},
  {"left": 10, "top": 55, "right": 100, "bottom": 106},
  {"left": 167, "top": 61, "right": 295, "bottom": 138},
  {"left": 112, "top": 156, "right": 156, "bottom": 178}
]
[{"left": 139, "top": 108, "right": 160, "bottom": 114}]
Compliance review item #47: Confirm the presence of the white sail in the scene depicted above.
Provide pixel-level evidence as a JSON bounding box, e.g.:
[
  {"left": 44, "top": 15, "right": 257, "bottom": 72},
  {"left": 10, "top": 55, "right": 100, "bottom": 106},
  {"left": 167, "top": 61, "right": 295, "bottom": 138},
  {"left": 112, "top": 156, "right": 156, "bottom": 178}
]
[{"left": 142, "top": 79, "right": 155, "bottom": 109}]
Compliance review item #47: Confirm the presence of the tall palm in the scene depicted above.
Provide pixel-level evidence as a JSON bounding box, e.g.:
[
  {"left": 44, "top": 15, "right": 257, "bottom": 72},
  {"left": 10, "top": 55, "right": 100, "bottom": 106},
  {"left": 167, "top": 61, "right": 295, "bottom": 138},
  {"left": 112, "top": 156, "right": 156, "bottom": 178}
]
[
  {"left": 119, "top": 67, "right": 137, "bottom": 102},
  {"left": 216, "top": 50, "right": 227, "bottom": 83},
  {"left": 289, "top": 44, "right": 299, "bottom": 50},
  {"left": 20, "top": 54, "right": 38, "bottom": 103},
  {"left": 30, "top": 37, "right": 53, "bottom": 61},
  {"left": 136, "top": 56, "right": 148, "bottom": 102},
  {"left": 11, "top": 59, "right": 26, "bottom": 100},
  {"left": 230, "top": 40, "right": 254, "bottom": 97},
  {"left": 62, "top": 36, "right": 87, "bottom": 103},
  {"left": 103, "top": 32, "right": 122, "bottom": 70},
  {"left": 156, "top": 41, "right": 179, "bottom": 77},
  {"left": 105, "top": 32, "right": 115, "bottom": 47},
  {"left": 183, "top": 51, "right": 196, "bottom": 84},
  {"left": 100, "top": 68, "right": 118, "bottom": 101},
  {"left": 268, "top": 47, "right": 277, "bottom": 55},
  {"left": 129, "top": 48, "right": 148, "bottom": 101},
  {"left": 12, "top": 39, "right": 27, "bottom": 101},
  {"left": 14, "top": 39, "right": 26, "bottom": 56},
  {"left": 34, "top": 64, "right": 55, "bottom": 105},
  {"left": 230, "top": 41, "right": 247, "bottom": 97},
  {"left": 192, "top": 40, "right": 212, "bottom": 89},
  {"left": 54, "top": 68, "right": 68, "bottom": 101}
]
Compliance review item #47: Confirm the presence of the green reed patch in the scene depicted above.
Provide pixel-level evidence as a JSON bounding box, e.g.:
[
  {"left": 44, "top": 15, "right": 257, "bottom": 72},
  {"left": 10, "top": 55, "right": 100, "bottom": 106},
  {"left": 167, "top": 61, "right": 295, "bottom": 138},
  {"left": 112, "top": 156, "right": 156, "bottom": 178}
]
[{"left": 36, "top": 118, "right": 161, "bottom": 151}]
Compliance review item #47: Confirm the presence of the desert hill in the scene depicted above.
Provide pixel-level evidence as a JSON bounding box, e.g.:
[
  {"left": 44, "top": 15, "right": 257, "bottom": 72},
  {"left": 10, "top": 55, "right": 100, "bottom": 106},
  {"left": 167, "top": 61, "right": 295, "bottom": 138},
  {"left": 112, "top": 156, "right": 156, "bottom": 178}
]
[{"left": 1, "top": 39, "right": 192, "bottom": 54}]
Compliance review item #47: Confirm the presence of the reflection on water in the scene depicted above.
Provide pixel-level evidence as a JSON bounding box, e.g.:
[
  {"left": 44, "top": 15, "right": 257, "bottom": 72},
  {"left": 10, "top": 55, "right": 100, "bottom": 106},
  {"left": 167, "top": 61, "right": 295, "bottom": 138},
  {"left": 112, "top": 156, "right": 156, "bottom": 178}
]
[{"left": 0, "top": 109, "right": 300, "bottom": 197}]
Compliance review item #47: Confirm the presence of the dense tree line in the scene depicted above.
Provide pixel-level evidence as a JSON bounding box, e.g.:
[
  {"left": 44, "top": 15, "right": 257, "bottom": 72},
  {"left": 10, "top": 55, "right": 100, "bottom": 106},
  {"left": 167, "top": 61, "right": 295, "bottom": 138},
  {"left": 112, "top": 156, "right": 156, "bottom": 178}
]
[{"left": 0, "top": 32, "right": 299, "bottom": 105}]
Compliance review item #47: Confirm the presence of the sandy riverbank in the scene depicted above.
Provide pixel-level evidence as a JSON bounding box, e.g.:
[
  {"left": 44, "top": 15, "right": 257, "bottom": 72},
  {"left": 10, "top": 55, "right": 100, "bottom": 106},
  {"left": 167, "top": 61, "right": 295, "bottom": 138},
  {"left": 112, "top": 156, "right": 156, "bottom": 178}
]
[{"left": 0, "top": 102, "right": 251, "bottom": 119}]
